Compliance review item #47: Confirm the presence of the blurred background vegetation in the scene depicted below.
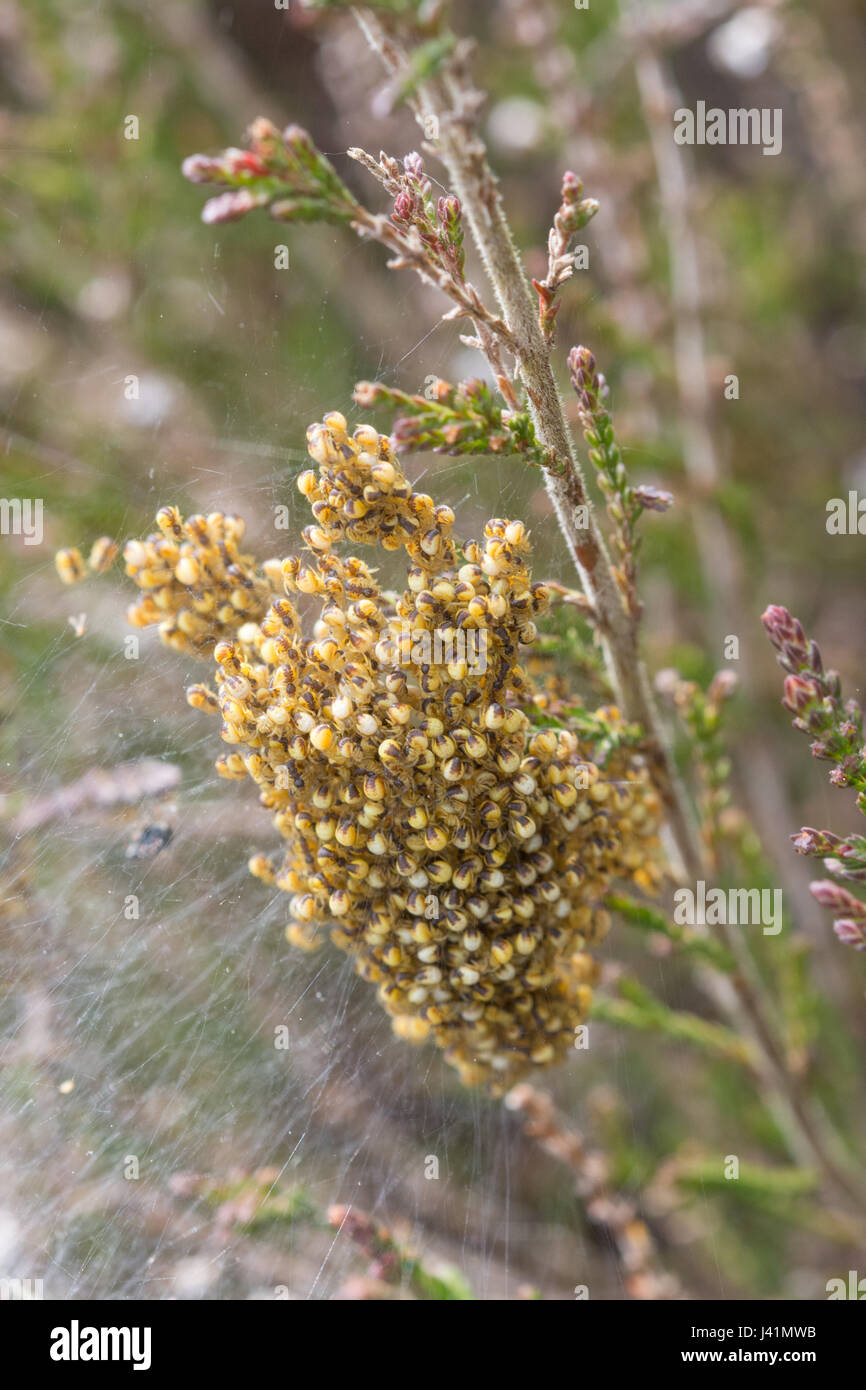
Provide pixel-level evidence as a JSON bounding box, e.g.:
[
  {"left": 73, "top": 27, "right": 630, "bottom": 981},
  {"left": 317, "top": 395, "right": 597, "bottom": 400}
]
[{"left": 1, "top": 0, "right": 865, "bottom": 1299}]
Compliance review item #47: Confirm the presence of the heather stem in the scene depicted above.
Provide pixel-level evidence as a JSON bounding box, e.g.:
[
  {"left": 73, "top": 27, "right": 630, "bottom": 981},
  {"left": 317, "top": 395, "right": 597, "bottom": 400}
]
[{"left": 353, "top": 6, "right": 705, "bottom": 882}]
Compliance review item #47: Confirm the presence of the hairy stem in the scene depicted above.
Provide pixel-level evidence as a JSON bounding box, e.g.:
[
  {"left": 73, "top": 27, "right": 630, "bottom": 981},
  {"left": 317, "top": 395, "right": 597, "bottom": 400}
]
[{"left": 354, "top": 6, "right": 704, "bottom": 879}]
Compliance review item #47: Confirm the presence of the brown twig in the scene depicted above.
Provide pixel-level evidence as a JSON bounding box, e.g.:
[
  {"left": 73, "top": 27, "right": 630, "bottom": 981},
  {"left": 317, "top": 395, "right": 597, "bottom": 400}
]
[{"left": 506, "top": 1083, "right": 684, "bottom": 1300}]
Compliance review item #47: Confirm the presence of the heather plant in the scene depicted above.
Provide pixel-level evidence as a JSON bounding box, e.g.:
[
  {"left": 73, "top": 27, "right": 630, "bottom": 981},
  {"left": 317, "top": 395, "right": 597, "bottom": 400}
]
[
  {"left": 764, "top": 605, "right": 866, "bottom": 953},
  {"left": 5, "top": 0, "right": 866, "bottom": 1304}
]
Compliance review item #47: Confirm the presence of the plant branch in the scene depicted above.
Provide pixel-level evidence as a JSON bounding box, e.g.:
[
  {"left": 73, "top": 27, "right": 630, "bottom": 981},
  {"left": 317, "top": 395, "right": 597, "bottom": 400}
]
[
  {"left": 506, "top": 1084, "right": 683, "bottom": 1300},
  {"left": 353, "top": 4, "right": 706, "bottom": 882}
]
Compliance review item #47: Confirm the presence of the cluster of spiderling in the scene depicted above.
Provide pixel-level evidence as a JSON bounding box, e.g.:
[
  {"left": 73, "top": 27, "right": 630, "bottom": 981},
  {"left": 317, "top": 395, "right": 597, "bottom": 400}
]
[
  {"left": 122, "top": 510, "right": 282, "bottom": 657},
  {"left": 56, "top": 536, "right": 119, "bottom": 585},
  {"left": 117, "top": 411, "right": 661, "bottom": 1091}
]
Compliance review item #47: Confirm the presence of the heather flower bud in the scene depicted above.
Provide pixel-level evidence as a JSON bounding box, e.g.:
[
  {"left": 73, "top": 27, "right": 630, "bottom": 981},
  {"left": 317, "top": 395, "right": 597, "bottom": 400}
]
[
  {"left": 791, "top": 826, "right": 839, "bottom": 856},
  {"left": 183, "top": 124, "right": 359, "bottom": 229},
  {"left": 202, "top": 189, "right": 268, "bottom": 224},
  {"left": 634, "top": 485, "right": 675, "bottom": 513},
  {"left": 809, "top": 880, "right": 866, "bottom": 917},
  {"left": 782, "top": 674, "right": 818, "bottom": 714},
  {"left": 181, "top": 153, "right": 223, "bottom": 184},
  {"left": 833, "top": 919, "right": 866, "bottom": 950},
  {"left": 761, "top": 604, "right": 808, "bottom": 663}
]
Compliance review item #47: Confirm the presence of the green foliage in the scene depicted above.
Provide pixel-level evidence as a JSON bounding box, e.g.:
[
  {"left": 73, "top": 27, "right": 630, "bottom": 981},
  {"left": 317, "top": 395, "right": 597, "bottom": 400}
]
[
  {"left": 672, "top": 1156, "right": 818, "bottom": 1203},
  {"left": 393, "top": 34, "right": 459, "bottom": 102},
  {"left": 569, "top": 346, "right": 673, "bottom": 616},
  {"left": 183, "top": 1171, "right": 317, "bottom": 1233},
  {"left": 354, "top": 376, "right": 554, "bottom": 468},
  {"left": 593, "top": 976, "right": 755, "bottom": 1067},
  {"left": 607, "top": 893, "right": 735, "bottom": 971}
]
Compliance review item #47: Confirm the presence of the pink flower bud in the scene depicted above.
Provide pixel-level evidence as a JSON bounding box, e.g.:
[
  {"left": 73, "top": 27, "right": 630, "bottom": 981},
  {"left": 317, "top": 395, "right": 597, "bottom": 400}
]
[
  {"left": 201, "top": 189, "right": 262, "bottom": 224},
  {"left": 833, "top": 919, "right": 866, "bottom": 950},
  {"left": 561, "top": 171, "right": 582, "bottom": 197},
  {"left": 634, "top": 485, "right": 675, "bottom": 513},
  {"left": 782, "top": 674, "right": 817, "bottom": 714},
  {"left": 182, "top": 154, "right": 222, "bottom": 184},
  {"left": 810, "top": 879, "right": 866, "bottom": 918}
]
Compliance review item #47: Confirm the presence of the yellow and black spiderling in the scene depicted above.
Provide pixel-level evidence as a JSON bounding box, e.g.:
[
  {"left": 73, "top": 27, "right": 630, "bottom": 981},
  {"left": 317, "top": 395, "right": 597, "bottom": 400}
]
[
  {"left": 121, "top": 411, "right": 662, "bottom": 1092},
  {"left": 123, "top": 506, "right": 282, "bottom": 657},
  {"left": 55, "top": 547, "right": 87, "bottom": 586}
]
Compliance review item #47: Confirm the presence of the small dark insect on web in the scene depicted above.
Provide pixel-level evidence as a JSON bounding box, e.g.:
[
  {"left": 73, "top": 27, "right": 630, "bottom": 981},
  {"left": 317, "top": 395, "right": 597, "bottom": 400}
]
[{"left": 125, "top": 821, "right": 174, "bottom": 860}]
